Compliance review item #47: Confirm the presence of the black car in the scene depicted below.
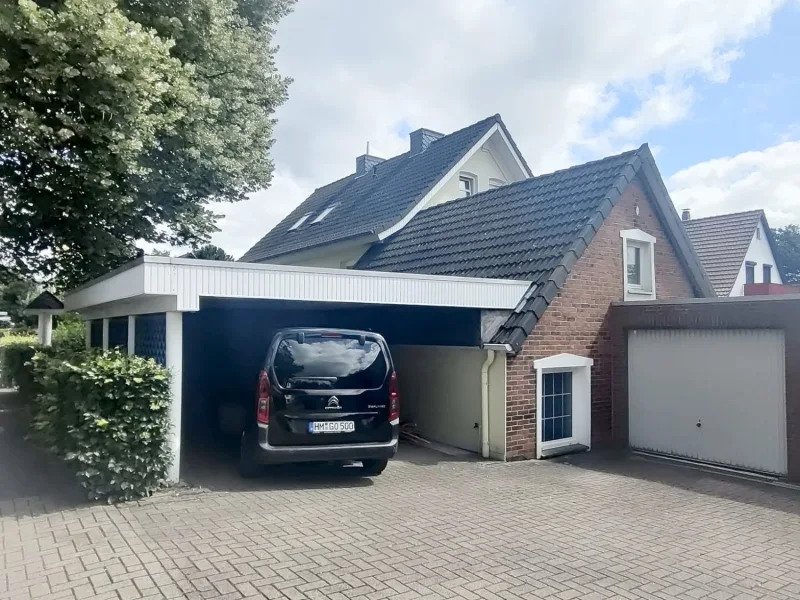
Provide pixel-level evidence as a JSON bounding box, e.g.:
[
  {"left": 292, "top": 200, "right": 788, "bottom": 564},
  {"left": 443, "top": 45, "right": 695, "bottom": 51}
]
[{"left": 239, "top": 328, "right": 400, "bottom": 477}]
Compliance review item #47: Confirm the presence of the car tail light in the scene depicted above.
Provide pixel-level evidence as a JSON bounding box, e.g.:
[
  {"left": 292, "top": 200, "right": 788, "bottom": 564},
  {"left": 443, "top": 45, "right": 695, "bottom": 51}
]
[
  {"left": 389, "top": 372, "right": 400, "bottom": 423},
  {"left": 256, "top": 370, "right": 270, "bottom": 424}
]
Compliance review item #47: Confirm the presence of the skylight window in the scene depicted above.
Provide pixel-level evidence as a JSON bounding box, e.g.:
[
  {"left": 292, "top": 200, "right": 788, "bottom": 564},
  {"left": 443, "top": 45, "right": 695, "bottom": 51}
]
[
  {"left": 288, "top": 212, "right": 312, "bottom": 231},
  {"left": 312, "top": 203, "right": 339, "bottom": 224}
]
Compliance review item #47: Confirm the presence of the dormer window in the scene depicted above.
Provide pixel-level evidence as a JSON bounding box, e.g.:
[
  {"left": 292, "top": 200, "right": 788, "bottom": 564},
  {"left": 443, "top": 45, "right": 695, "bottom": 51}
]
[
  {"left": 288, "top": 212, "right": 312, "bottom": 231},
  {"left": 312, "top": 203, "right": 339, "bottom": 224},
  {"left": 459, "top": 174, "right": 476, "bottom": 198}
]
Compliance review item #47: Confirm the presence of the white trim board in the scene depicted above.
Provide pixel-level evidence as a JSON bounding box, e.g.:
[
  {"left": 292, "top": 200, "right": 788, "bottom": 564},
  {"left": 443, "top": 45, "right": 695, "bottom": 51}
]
[{"left": 64, "top": 256, "right": 532, "bottom": 316}]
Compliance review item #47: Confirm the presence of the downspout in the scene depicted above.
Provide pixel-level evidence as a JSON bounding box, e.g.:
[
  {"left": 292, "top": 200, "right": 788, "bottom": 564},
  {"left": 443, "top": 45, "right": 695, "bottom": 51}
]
[{"left": 480, "top": 350, "right": 496, "bottom": 458}]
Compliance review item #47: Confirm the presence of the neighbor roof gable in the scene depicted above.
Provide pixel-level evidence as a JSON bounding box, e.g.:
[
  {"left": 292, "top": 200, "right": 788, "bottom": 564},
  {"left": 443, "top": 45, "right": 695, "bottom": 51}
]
[
  {"left": 239, "top": 114, "right": 530, "bottom": 263},
  {"left": 683, "top": 210, "right": 778, "bottom": 296}
]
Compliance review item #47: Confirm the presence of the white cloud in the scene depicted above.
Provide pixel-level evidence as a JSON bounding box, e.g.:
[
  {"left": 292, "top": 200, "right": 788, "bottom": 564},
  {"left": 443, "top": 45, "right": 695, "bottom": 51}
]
[
  {"left": 207, "top": 0, "right": 786, "bottom": 257},
  {"left": 669, "top": 141, "right": 800, "bottom": 226}
]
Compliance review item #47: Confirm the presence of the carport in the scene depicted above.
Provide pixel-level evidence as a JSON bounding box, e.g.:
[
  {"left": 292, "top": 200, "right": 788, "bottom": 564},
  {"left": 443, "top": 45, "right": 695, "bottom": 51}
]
[{"left": 64, "top": 256, "right": 530, "bottom": 481}]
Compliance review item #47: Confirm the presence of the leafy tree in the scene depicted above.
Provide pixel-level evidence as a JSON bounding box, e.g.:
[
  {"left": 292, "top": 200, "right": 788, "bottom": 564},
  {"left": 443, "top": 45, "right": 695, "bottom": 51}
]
[
  {"left": 0, "top": 0, "right": 293, "bottom": 289},
  {"left": 186, "top": 244, "right": 233, "bottom": 261},
  {"left": 149, "top": 249, "right": 173, "bottom": 257},
  {"left": 771, "top": 225, "right": 800, "bottom": 285},
  {"left": 0, "top": 277, "right": 40, "bottom": 327}
]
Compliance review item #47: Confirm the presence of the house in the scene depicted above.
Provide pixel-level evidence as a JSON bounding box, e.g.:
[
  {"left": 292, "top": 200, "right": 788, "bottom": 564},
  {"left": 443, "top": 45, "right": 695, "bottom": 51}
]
[
  {"left": 239, "top": 114, "right": 714, "bottom": 461},
  {"left": 682, "top": 209, "right": 785, "bottom": 296}
]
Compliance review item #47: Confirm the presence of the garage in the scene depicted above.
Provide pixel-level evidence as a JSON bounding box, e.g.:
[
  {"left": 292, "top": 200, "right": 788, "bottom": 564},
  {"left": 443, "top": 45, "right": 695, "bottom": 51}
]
[
  {"left": 64, "top": 256, "right": 527, "bottom": 480},
  {"left": 628, "top": 328, "right": 787, "bottom": 475}
]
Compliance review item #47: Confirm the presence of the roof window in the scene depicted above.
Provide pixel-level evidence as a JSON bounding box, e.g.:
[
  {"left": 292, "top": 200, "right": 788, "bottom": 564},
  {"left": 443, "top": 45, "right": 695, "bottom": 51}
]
[
  {"left": 312, "top": 203, "right": 339, "bottom": 224},
  {"left": 288, "top": 212, "right": 312, "bottom": 231}
]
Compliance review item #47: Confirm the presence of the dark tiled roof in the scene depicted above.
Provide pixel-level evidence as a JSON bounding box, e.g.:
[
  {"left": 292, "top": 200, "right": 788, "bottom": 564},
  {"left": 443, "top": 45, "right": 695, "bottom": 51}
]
[
  {"left": 358, "top": 144, "right": 714, "bottom": 350},
  {"left": 683, "top": 210, "right": 766, "bottom": 296},
  {"left": 240, "top": 115, "right": 526, "bottom": 263},
  {"left": 25, "top": 291, "right": 64, "bottom": 310}
]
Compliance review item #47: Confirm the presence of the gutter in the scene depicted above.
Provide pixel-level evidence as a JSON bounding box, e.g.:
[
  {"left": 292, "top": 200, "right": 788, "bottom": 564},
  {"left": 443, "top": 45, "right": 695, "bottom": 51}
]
[{"left": 480, "top": 343, "right": 513, "bottom": 458}]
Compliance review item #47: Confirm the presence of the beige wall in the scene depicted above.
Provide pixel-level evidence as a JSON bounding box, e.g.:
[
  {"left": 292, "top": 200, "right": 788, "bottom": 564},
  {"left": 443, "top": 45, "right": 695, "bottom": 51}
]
[
  {"left": 266, "top": 241, "right": 373, "bottom": 269},
  {"left": 426, "top": 145, "right": 510, "bottom": 209},
  {"left": 392, "top": 345, "right": 506, "bottom": 457}
]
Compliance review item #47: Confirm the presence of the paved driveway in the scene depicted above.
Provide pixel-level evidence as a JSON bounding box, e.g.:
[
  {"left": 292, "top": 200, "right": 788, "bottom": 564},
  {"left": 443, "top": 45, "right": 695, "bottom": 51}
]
[{"left": 2, "top": 394, "right": 800, "bottom": 600}]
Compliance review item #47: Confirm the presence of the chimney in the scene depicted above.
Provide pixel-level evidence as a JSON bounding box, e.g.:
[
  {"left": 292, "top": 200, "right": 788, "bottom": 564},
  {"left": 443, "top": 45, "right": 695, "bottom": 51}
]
[
  {"left": 409, "top": 128, "right": 444, "bottom": 154},
  {"left": 681, "top": 208, "right": 691, "bottom": 222},
  {"left": 356, "top": 153, "right": 385, "bottom": 177}
]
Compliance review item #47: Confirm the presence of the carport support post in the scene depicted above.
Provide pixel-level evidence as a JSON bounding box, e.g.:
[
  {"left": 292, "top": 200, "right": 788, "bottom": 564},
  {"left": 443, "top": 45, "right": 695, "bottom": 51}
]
[
  {"left": 165, "top": 311, "right": 183, "bottom": 483},
  {"left": 127, "top": 315, "right": 136, "bottom": 355},
  {"left": 102, "top": 318, "right": 109, "bottom": 350}
]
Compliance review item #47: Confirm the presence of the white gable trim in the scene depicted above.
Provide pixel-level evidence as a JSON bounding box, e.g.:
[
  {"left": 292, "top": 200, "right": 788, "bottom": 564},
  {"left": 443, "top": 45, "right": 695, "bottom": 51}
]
[
  {"left": 495, "top": 124, "right": 532, "bottom": 178},
  {"left": 378, "top": 122, "right": 528, "bottom": 240}
]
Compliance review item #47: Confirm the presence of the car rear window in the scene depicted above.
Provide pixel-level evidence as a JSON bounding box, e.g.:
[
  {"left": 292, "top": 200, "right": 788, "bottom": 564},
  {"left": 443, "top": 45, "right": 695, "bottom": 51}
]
[{"left": 273, "top": 335, "right": 388, "bottom": 390}]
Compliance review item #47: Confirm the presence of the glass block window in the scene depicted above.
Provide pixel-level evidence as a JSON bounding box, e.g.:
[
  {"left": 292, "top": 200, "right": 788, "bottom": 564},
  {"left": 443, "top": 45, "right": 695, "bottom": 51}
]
[
  {"left": 542, "top": 371, "right": 573, "bottom": 443},
  {"left": 134, "top": 313, "right": 166, "bottom": 365},
  {"left": 90, "top": 320, "right": 103, "bottom": 348},
  {"left": 108, "top": 317, "right": 128, "bottom": 351}
]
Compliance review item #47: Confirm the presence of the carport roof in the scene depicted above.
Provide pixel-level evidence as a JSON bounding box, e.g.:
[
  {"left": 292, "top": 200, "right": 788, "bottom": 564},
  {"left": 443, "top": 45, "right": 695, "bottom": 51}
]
[{"left": 64, "top": 256, "right": 531, "bottom": 319}]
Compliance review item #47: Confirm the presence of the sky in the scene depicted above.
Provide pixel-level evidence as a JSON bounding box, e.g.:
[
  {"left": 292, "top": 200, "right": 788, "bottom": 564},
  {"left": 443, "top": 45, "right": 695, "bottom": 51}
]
[{"left": 201, "top": 0, "right": 800, "bottom": 259}]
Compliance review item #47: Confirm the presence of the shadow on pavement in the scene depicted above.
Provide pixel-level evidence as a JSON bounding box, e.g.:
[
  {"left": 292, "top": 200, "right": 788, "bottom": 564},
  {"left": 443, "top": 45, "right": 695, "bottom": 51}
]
[
  {"left": 553, "top": 448, "right": 800, "bottom": 516},
  {"left": 0, "top": 390, "right": 87, "bottom": 518},
  {"left": 181, "top": 437, "right": 475, "bottom": 492}
]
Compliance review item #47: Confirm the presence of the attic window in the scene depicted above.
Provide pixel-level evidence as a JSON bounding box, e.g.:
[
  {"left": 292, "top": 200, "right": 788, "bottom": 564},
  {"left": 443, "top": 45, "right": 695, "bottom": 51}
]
[
  {"left": 288, "top": 212, "right": 312, "bottom": 231},
  {"left": 459, "top": 174, "right": 476, "bottom": 198},
  {"left": 312, "top": 203, "right": 339, "bottom": 224},
  {"left": 620, "top": 229, "right": 656, "bottom": 300}
]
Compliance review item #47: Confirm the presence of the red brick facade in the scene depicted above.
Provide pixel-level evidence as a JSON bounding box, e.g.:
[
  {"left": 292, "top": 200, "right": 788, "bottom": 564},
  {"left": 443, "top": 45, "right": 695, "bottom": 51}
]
[{"left": 505, "top": 179, "right": 696, "bottom": 460}]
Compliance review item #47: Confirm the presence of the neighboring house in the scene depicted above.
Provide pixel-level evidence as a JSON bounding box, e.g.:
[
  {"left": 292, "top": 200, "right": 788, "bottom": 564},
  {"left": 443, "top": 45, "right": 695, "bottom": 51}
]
[
  {"left": 240, "top": 114, "right": 714, "bottom": 460},
  {"left": 240, "top": 115, "right": 532, "bottom": 267},
  {"left": 682, "top": 209, "right": 784, "bottom": 297}
]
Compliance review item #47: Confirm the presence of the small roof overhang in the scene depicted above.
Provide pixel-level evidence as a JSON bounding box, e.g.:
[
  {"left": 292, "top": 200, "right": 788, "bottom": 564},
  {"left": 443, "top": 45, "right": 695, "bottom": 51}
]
[{"left": 64, "top": 256, "right": 532, "bottom": 320}]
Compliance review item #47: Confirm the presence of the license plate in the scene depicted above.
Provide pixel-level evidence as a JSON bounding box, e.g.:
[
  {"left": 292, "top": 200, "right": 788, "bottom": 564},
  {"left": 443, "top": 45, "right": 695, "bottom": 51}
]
[{"left": 308, "top": 421, "right": 355, "bottom": 434}]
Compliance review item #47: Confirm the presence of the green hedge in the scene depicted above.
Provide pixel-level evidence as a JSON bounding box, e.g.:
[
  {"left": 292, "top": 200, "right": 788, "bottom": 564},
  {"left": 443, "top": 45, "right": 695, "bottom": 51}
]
[
  {"left": 0, "top": 334, "right": 38, "bottom": 394},
  {"left": 31, "top": 349, "right": 172, "bottom": 502}
]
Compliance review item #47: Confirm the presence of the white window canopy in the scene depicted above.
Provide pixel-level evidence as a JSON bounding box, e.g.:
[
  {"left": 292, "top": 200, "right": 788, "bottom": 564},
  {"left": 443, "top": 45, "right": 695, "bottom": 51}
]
[{"left": 620, "top": 229, "right": 656, "bottom": 301}]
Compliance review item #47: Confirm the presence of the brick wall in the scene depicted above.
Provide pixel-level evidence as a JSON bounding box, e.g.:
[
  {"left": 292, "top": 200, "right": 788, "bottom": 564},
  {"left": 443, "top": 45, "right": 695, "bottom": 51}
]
[{"left": 505, "top": 179, "right": 696, "bottom": 460}]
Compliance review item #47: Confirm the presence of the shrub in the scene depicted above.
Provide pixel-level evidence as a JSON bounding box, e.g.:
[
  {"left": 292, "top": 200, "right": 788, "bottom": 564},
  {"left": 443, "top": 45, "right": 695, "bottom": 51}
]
[
  {"left": 52, "top": 314, "right": 86, "bottom": 353},
  {"left": 0, "top": 334, "right": 38, "bottom": 394},
  {"left": 31, "top": 349, "right": 173, "bottom": 502}
]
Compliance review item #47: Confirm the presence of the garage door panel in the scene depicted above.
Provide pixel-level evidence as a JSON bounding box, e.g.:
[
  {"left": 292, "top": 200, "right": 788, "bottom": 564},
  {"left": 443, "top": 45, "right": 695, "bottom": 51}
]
[{"left": 629, "top": 329, "right": 786, "bottom": 475}]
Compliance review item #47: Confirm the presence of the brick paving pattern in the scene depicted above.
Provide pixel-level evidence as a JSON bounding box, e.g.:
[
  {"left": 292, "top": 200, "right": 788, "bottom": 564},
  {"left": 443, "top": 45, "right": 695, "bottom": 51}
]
[{"left": 3, "top": 391, "right": 800, "bottom": 599}]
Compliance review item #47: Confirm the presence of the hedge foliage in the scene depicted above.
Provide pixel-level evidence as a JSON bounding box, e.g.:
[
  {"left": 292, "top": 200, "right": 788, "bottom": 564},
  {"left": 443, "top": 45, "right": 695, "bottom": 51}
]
[
  {"left": 31, "top": 349, "right": 172, "bottom": 502},
  {"left": 0, "top": 333, "right": 37, "bottom": 392}
]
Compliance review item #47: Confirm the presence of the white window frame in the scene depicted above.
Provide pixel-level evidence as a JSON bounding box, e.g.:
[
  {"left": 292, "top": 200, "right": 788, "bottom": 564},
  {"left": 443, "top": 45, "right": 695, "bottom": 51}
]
[
  {"left": 534, "top": 353, "right": 593, "bottom": 458},
  {"left": 311, "top": 203, "right": 339, "bottom": 224},
  {"left": 458, "top": 172, "right": 477, "bottom": 198},
  {"left": 488, "top": 177, "right": 506, "bottom": 189},
  {"left": 620, "top": 229, "right": 656, "bottom": 301},
  {"left": 288, "top": 212, "right": 312, "bottom": 231}
]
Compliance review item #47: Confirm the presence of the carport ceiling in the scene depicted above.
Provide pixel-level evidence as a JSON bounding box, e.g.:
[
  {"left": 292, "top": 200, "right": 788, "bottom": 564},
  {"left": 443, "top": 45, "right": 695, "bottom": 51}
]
[{"left": 65, "top": 256, "right": 532, "bottom": 318}]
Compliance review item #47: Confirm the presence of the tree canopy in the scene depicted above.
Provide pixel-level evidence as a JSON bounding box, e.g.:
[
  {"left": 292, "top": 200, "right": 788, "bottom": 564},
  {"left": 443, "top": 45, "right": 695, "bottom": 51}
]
[
  {"left": 0, "top": 0, "right": 293, "bottom": 290},
  {"left": 186, "top": 244, "right": 234, "bottom": 261},
  {"left": 771, "top": 225, "right": 800, "bottom": 285}
]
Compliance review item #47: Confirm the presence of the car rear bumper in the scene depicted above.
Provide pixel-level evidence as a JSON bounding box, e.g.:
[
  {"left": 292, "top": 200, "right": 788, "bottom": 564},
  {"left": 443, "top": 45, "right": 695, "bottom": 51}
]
[{"left": 253, "top": 424, "right": 399, "bottom": 464}]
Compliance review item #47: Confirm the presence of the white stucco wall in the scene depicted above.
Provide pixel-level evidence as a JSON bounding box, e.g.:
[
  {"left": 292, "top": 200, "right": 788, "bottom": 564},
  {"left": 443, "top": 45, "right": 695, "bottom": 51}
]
[
  {"left": 728, "top": 221, "right": 783, "bottom": 296},
  {"left": 267, "top": 241, "right": 373, "bottom": 269},
  {"left": 392, "top": 345, "right": 506, "bottom": 456},
  {"left": 426, "top": 144, "right": 511, "bottom": 209}
]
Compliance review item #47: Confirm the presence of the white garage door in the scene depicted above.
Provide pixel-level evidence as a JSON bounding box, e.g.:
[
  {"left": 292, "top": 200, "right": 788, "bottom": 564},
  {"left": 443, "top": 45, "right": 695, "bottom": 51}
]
[{"left": 628, "top": 329, "right": 787, "bottom": 475}]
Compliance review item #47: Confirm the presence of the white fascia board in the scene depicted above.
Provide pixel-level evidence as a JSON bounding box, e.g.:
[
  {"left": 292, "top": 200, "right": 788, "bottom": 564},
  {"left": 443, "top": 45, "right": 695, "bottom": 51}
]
[
  {"left": 64, "top": 262, "right": 146, "bottom": 312},
  {"left": 494, "top": 125, "right": 531, "bottom": 178},
  {"left": 378, "top": 124, "right": 500, "bottom": 240},
  {"left": 66, "top": 256, "right": 531, "bottom": 315}
]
